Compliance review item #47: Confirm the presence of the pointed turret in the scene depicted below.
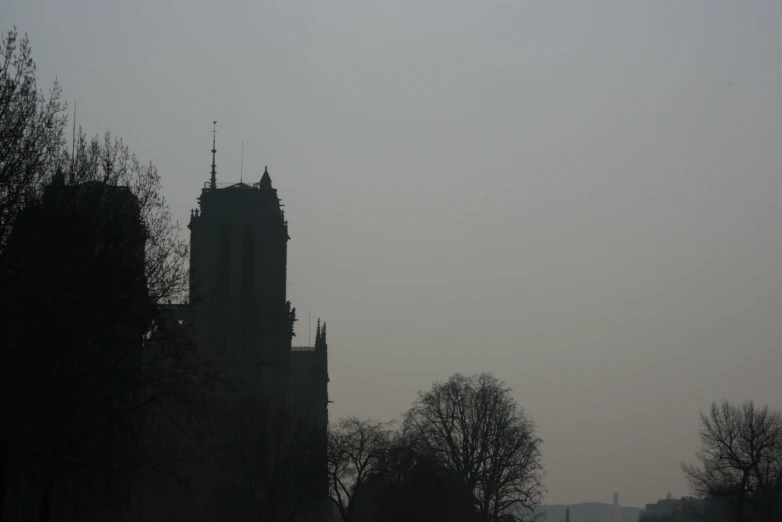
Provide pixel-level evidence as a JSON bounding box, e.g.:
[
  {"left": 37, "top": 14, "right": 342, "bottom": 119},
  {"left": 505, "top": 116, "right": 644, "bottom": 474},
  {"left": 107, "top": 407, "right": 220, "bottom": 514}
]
[
  {"left": 315, "top": 318, "right": 328, "bottom": 353},
  {"left": 260, "top": 166, "right": 272, "bottom": 190}
]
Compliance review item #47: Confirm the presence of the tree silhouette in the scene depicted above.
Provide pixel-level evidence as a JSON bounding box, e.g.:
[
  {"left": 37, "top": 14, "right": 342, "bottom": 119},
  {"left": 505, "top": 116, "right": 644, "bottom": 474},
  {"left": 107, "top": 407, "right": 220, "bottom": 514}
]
[
  {"left": 682, "top": 401, "right": 782, "bottom": 522},
  {"left": 403, "top": 372, "right": 544, "bottom": 522},
  {"left": 0, "top": 79, "right": 219, "bottom": 520},
  {"left": 227, "top": 396, "right": 323, "bottom": 522},
  {"left": 327, "top": 417, "right": 394, "bottom": 522},
  {"left": 373, "top": 435, "right": 480, "bottom": 522},
  {"left": 0, "top": 27, "right": 66, "bottom": 252},
  {"left": 0, "top": 27, "right": 68, "bottom": 519}
]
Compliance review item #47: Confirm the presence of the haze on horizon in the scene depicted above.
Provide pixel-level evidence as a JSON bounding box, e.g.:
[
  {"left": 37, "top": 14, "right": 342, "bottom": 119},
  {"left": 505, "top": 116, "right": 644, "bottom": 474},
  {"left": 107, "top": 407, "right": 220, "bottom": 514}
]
[{"left": 4, "top": 0, "right": 782, "bottom": 509}]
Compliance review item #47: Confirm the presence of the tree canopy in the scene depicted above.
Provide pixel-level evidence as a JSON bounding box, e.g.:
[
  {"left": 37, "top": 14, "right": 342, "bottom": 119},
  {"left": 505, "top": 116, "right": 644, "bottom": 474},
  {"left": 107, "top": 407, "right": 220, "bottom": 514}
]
[
  {"left": 682, "top": 400, "right": 782, "bottom": 522},
  {"left": 403, "top": 372, "right": 545, "bottom": 522},
  {"left": 0, "top": 27, "right": 218, "bottom": 522}
]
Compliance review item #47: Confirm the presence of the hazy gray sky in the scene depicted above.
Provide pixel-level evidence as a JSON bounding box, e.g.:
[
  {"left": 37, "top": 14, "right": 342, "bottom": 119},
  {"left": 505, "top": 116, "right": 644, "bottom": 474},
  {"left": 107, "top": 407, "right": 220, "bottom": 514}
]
[{"left": 5, "top": 0, "right": 782, "bottom": 508}]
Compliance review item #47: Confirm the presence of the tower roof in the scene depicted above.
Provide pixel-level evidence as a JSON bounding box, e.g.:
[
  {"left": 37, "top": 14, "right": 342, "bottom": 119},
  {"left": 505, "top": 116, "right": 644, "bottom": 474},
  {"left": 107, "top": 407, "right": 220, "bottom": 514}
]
[{"left": 260, "top": 166, "right": 272, "bottom": 189}]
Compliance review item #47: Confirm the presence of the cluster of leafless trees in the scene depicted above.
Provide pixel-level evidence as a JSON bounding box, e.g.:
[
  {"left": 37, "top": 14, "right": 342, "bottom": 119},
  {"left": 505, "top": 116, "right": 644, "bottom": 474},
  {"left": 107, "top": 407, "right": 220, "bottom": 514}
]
[
  {"left": 680, "top": 400, "right": 782, "bottom": 522},
  {"left": 326, "top": 372, "right": 545, "bottom": 522},
  {"left": 222, "top": 373, "right": 544, "bottom": 522},
  {"left": 226, "top": 395, "right": 326, "bottom": 522},
  {"left": 0, "top": 28, "right": 218, "bottom": 522}
]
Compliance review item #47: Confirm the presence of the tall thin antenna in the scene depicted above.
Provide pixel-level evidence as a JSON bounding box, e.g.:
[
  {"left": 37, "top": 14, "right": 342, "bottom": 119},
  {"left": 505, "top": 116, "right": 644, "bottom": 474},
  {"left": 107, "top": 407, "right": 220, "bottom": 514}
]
[
  {"left": 309, "top": 308, "right": 311, "bottom": 346},
  {"left": 240, "top": 141, "right": 244, "bottom": 183},
  {"left": 71, "top": 99, "right": 77, "bottom": 169},
  {"left": 210, "top": 121, "right": 218, "bottom": 190}
]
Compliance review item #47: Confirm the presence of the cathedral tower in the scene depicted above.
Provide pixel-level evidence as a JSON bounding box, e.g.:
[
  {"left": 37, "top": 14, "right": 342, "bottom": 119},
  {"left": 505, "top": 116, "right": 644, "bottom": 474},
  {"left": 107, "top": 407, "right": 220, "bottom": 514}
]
[
  {"left": 176, "top": 125, "right": 330, "bottom": 522},
  {"left": 188, "top": 126, "right": 294, "bottom": 396}
]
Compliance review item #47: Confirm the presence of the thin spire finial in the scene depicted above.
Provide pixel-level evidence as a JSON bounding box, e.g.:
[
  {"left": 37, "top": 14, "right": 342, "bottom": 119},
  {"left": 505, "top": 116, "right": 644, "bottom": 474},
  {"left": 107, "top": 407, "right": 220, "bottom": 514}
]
[
  {"left": 210, "top": 121, "right": 218, "bottom": 190},
  {"left": 240, "top": 141, "right": 244, "bottom": 183},
  {"left": 71, "top": 99, "right": 77, "bottom": 173}
]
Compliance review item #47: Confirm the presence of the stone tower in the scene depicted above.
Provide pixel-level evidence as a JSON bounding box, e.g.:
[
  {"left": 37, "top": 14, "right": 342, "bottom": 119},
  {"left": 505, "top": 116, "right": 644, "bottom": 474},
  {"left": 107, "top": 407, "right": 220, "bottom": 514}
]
[
  {"left": 188, "top": 163, "right": 294, "bottom": 398},
  {"left": 178, "top": 127, "right": 329, "bottom": 521}
]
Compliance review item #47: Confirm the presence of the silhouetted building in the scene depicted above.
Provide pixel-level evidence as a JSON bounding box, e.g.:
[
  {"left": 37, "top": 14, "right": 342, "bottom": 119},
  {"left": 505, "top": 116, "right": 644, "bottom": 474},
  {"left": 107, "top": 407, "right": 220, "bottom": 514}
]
[
  {"left": 641, "top": 495, "right": 705, "bottom": 520},
  {"left": 139, "top": 127, "right": 330, "bottom": 521},
  {"left": 1, "top": 130, "right": 330, "bottom": 522},
  {"left": 643, "top": 493, "right": 678, "bottom": 517},
  {"left": 1, "top": 179, "right": 148, "bottom": 521},
  {"left": 538, "top": 496, "right": 642, "bottom": 522},
  {"left": 187, "top": 160, "right": 328, "bottom": 421}
]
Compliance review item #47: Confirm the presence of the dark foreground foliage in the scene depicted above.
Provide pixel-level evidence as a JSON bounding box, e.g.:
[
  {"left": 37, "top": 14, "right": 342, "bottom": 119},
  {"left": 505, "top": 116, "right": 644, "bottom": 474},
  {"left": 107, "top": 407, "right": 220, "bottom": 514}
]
[{"left": 0, "top": 27, "right": 218, "bottom": 522}]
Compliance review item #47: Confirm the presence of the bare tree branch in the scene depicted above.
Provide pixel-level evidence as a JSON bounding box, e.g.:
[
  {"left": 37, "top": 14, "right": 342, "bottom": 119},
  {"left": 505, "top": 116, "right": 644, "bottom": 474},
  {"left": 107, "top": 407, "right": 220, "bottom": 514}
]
[
  {"left": 227, "top": 395, "right": 324, "bottom": 522},
  {"left": 681, "top": 400, "right": 782, "bottom": 522},
  {"left": 403, "top": 372, "right": 545, "bottom": 522},
  {"left": 327, "top": 417, "right": 394, "bottom": 522}
]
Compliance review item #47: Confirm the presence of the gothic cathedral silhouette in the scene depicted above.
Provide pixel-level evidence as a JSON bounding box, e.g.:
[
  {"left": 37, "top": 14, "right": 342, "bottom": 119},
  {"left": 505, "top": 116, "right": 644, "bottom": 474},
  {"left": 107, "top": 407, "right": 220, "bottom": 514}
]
[{"left": 181, "top": 122, "right": 330, "bottom": 521}]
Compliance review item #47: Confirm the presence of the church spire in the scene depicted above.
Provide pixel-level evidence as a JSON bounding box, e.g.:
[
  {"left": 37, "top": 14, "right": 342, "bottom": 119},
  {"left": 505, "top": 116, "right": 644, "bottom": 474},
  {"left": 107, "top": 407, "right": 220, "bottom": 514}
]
[
  {"left": 210, "top": 121, "right": 218, "bottom": 190},
  {"left": 260, "top": 165, "right": 272, "bottom": 189},
  {"left": 314, "top": 318, "right": 327, "bottom": 350}
]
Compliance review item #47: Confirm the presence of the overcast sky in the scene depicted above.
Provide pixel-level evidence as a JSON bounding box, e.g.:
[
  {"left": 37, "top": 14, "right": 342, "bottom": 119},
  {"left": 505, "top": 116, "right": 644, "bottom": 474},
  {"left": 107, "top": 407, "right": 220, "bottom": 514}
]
[{"left": 5, "top": 0, "right": 782, "bottom": 508}]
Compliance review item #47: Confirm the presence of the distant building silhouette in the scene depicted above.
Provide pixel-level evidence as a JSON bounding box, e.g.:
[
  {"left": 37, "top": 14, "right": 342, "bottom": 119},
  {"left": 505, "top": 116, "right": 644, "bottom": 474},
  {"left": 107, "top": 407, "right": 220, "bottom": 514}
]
[
  {"left": 641, "top": 494, "right": 706, "bottom": 520},
  {"left": 154, "top": 127, "right": 331, "bottom": 521},
  {"left": 188, "top": 162, "right": 328, "bottom": 417},
  {"left": 538, "top": 494, "right": 642, "bottom": 522}
]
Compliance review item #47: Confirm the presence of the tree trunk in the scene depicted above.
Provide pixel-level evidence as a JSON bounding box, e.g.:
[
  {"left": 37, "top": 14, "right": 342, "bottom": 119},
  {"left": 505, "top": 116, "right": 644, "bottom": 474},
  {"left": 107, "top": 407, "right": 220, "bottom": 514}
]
[
  {"left": 0, "top": 440, "right": 8, "bottom": 521},
  {"left": 38, "top": 453, "right": 60, "bottom": 522},
  {"left": 269, "top": 496, "right": 278, "bottom": 522},
  {"left": 0, "top": 423, "right": 18, "bottom": 521},
  {"left": 734, "top": 497, "right": 744, "bottom": 522}
]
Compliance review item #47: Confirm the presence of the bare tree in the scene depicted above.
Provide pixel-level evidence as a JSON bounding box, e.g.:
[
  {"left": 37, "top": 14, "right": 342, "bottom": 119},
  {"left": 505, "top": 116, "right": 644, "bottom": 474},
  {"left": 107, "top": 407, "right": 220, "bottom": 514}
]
[
  {"left": 0, "top": 27, "right": 67, "bottom": 251},
  {"left": 0, "top": 27, "right": 219, "bottom": 521},
  {"left": 402, "top": 372, "right": 545, "bottom": 522},
  {"left": 0, "top": 128, "right": 219, "bottom": 521},
  {"left": 0, "top": 28, "right": 66, "bottom": 517},
  {"left": 64, "top": 128, "right": 190, "bottom": 305},
  {"left": 227, "top": 396, "right": 324, "bottom": 522},
  {"left": 682, "top": 400, "right": 782, "bottom": 522},
  {"left": 327, "top": 417, "right": 394, "bottom": 522},
  {"left": 372, "top": 434, "right": 480, "bottom": 522}
]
